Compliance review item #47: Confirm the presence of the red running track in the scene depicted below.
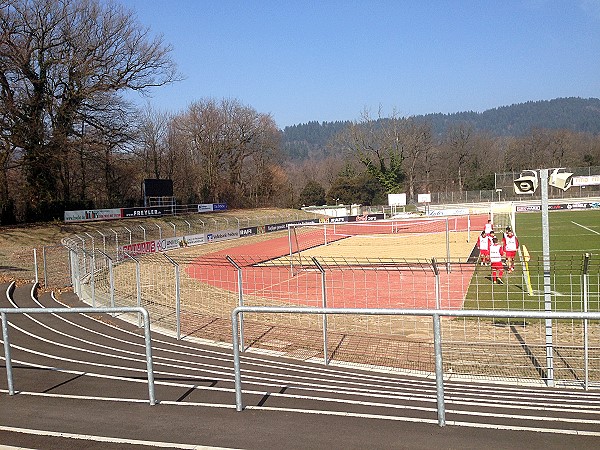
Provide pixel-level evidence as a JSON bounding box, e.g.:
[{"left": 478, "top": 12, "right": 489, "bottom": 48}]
[{"left": 186, "top": 216, "right": 487, "bottom": 309}]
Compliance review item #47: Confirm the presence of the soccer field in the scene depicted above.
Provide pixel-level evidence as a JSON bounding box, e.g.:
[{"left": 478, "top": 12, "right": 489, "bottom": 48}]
[
  {"left": 464, "top": 208, "right": 600, "bottom": 313},
  {"left": 516, "top": 209, "right": 600, "bottom": 257}
]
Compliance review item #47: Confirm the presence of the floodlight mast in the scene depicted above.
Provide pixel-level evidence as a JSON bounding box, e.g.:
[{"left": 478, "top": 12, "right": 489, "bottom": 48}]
[
  {"left": 540, "top": 169, "right": 554, "bottom": 387},
  {"left": 512, "top": 168, "right": 555, "bottom": 386}
]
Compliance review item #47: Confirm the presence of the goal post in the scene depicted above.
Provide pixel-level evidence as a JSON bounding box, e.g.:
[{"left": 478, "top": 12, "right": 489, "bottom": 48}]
[
  {"left": 287, "top": 216, "right": 473, "bottom": 272},
  {"left": 490, "top": 202, "right": 516, "bottom": 234}
]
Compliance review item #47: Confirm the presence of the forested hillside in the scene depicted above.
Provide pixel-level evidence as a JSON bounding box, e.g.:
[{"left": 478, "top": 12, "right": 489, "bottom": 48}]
[{"left": 282, "top": 97, "right": 600, "bottom": 160}]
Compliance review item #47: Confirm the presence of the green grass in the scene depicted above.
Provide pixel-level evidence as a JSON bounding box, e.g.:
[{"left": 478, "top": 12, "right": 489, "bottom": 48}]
[
  {"left": 516, "top": 209, "right": 600, "bottom": 256},
  {"left": 463, "top": 208, "right": 600, "bottom": 313}
]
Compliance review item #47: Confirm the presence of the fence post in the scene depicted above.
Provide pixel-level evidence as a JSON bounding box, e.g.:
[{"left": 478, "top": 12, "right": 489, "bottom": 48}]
[
  {"left": 77, "top": 236, "right": 86, "bottom": 260},
  {"left": 232, "top": 309, "right": 244, "bottom": 411},
  {"left": 97, "top": 230, "right": 107, "bottom": 254},
  {"left": 124, "top": 227, "right": 132, "bottom": 245},
  {"left": 540, "top": 168, "right": 554, "bottom": 387},
  {"left": 583, "top": 252, "right": 590, "bottom": 390},
  {"left": 123, "top": 251, "right": 143, "bottom": 327},
  {"left": 42, "top": 246, "right": 48, "bottom": 287},
  {"left": 33, "top": 248, "right": 39, "bottom": 286},
  {"left": 432, "top": 313, "right": 446, "bottom": 427},
  {"left": 69, "top": 247, "right": 80, "bottom": 297},
  {"left": 1, "top": 312, "right": 14, "bottom": 395},
  {"left": 226, "top": 256, "right": 245, "bottom": 352},
  {"left": 135, "top": 256, "right": 142, "bottom": 328},
  {"left": 163, "top": 253, "right": 181, "bottom": 340},
  {"left": 87, "top": 250, "right": 96, "bottom": 307},
  {"left": 111, "top": 229, "right": 119, "bottom": 256},
  {"left": 312, "top": 257, "right": 329, "bottom": 365},
  {"left": 445, "top": 218, "right": 451, "bottom": 273},
  {"left": 467, "top": 214, "right": 471, "bottom": 243},
  {"left": 432, "top": 258, "right": 441, "bottom": 309}
]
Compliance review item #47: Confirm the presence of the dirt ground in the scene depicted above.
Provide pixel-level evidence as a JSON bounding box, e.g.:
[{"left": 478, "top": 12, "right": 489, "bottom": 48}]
[{"left": 299, "top": 230, "right": 478, "bottom": 260}]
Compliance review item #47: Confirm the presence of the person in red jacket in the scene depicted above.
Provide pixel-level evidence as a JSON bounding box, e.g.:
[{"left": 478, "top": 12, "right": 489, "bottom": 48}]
[
  {"left": 489, "top": 236, "right": 505, "bottom": 284},
  {"left": 484, "top": 219, "right": 494, "bottom": 235},
  {"left": 502, "top": 226, "right": 519, "bottom": 273},
  {"left": 477, "top": 230, "right": 491, "bottom": 265}
]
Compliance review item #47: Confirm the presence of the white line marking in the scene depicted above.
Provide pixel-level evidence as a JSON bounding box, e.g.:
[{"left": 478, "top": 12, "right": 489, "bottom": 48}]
[
  {"left": 0, "top": 425, "right": 228, "bottom": 449},
  {"left": 3, "top": 391, "right": 600, "bottom": 438},
  {"left": 571, "top": 221, "right": 600, "bottom": 235}
]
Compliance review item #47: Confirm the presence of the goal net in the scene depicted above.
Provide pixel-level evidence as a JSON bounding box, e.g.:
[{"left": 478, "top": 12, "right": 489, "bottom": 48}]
[{"left": 490, "top": 202, "right": 516, "bottom": 234}]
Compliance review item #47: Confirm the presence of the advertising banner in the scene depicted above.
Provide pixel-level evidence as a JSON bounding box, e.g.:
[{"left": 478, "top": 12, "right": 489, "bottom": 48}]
[
  {"left": 122, "top": 206, "right": 173, "bottom": 218},
  {"left": 239, "top": 226, "right": 257, "bottom": 237},
  {"left": 121, "top": 240, "right": 158, "bottom": 257},
  {"left": 185, "top": 233, "right": 206, "bottom": 246},
  {"left": 516, "top": 201, "right": 600, "bottom": 212},
  {"left": 265, "top": 222, "right": 289, "bottom": 232},
  {"left": 350, "top": 214, "right": 385, "bottom": 222},
  {"left": 206, "top": 229, "right": 240, "bottom": 243},
  {"left": 572, "top": 175, "right": 600, "bottom": 187},
  {"left": 427, "top": 208, "right": 470, "bottom": 217},
  {"left": 198, "top": 203, "right": 228, "bottom": 212},
  {"left": 64, "top": 208, "right": 122, "bottom": 223},
  {"left": 198, "top": 204, "right": 214, "bottom": 212},
  {"left": 156, "top": 237, "right": 184, "bottom": 252}
]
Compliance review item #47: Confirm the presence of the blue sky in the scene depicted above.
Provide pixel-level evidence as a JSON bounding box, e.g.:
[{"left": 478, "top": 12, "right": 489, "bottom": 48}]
[{"left": 117, "top": 0, "right": 600, "bottom": 129}]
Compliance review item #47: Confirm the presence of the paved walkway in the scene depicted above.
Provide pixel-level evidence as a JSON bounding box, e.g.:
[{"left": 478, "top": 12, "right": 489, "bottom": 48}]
[{"left": 1, "top": 283, "right": 600, "bottom": 449}]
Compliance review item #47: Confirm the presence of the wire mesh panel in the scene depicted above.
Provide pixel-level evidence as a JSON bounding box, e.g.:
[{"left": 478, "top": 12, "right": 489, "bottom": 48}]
[
  {"left": 112, "top": 252, "right": 179, "bottom": 329},
  {"left": 41, "top": 245, "right": 72, "bottom": 288},
  {"left": 0, "top": 243, "right": 36, "bottom": 282}
]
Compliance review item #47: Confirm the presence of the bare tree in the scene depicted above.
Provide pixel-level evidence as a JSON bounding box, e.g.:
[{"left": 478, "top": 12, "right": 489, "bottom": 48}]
[
  {"left": 401, "top": 120, "right": 432, "bottom": 199},
  {"left": 172, "top": 98, "right": 281, "bottom": 206},
  {"left": 447, "top": 123, "right": 473, "bottom": 192},
  {"left": 0, "top": 0, "right": 179, "bottom": 217},
  {"left": 335, "top": 110, "right": 406, "bottom": 194},
  {"left": 135, "top": 104, "right": 175, "bottom": 179}
]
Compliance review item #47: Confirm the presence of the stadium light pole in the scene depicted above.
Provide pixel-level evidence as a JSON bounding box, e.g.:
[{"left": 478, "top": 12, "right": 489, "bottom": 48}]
[{"left": 540, "top": 168, "right": 554, "bottom": 387}]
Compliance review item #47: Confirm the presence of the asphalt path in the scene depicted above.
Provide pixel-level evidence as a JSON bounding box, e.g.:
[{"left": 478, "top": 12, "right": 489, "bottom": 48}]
[{"left": 1, "top": 283, "right": 599, "bottom": 449}]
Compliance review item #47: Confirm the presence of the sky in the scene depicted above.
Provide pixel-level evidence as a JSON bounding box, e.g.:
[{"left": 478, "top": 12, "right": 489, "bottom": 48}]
[{"left": 115, "top": 0, "right": 600, "bottom": 129}]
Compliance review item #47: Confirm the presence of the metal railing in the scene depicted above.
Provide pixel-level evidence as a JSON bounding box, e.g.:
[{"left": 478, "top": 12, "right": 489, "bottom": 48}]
[
  {"left": 231, "top": 306, "right": 600, "bottom": 427},
  {"left": 0, "top": 300, "right": 156, "bottom": 405}
]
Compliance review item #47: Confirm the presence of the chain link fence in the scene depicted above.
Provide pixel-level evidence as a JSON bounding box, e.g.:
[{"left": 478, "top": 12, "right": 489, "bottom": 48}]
[{"left": 4, "top": 208, "right": 600, "bottom": 387}]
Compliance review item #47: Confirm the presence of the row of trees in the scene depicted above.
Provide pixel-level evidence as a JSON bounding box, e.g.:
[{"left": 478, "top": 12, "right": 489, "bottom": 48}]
[
  {"left": 294, "top": 111, "right": 600, "bottom": 207},
  {"left": 1, "top": 0, "right": 600, "bottom": 224}
]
